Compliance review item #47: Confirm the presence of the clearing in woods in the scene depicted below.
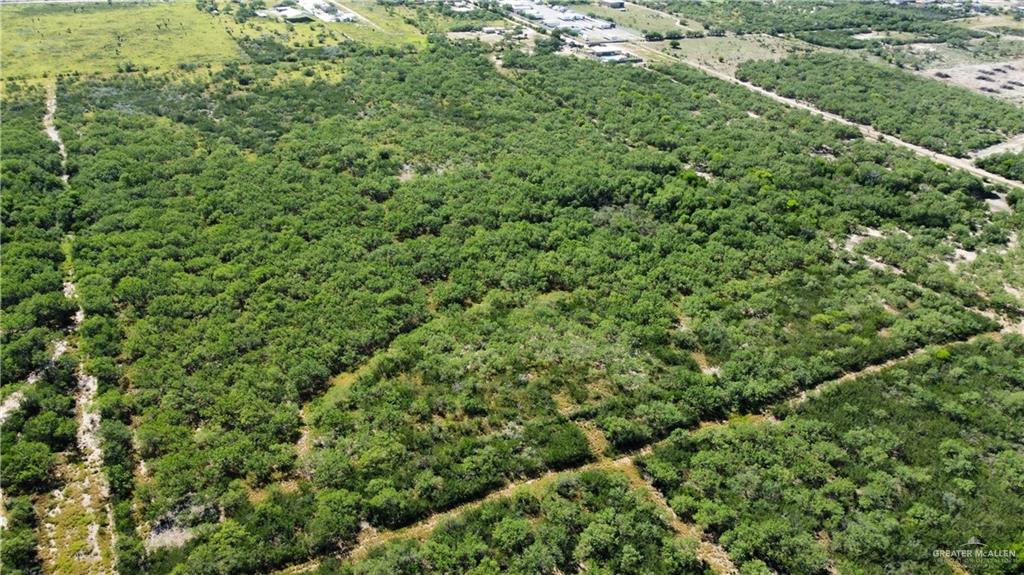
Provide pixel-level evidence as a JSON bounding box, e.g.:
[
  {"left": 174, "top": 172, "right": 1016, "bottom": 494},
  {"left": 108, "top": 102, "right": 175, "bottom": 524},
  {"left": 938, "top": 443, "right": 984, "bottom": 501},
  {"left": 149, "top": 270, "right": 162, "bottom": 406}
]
[{"left": 652, "top": 33, "right": 816, "bottom": 75}]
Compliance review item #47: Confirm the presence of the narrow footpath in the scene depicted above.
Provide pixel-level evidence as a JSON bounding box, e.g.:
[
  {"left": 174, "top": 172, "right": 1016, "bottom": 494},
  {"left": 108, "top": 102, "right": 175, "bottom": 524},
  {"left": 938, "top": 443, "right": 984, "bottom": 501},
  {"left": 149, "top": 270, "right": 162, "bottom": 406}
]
[
  {"left": 37, "top": 82, "right": 120, "bottom": 575},
  {"left": 784, "top": 317, "right": 1022, "bottom": 412}
]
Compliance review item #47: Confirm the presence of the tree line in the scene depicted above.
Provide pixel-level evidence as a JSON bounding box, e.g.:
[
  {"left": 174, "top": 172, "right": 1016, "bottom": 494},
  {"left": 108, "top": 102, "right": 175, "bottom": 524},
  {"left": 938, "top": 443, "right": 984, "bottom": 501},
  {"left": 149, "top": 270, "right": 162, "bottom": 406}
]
[{"left": 977, "top": 152, "right": 1024, "bottom": 183}]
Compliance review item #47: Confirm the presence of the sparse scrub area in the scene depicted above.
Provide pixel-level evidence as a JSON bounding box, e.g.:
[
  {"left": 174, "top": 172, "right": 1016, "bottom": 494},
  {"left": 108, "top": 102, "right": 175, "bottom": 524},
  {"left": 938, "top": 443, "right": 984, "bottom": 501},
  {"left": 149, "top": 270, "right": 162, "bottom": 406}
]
[{"left": 660, "top": 33, "right": 810, "bottom": 75}]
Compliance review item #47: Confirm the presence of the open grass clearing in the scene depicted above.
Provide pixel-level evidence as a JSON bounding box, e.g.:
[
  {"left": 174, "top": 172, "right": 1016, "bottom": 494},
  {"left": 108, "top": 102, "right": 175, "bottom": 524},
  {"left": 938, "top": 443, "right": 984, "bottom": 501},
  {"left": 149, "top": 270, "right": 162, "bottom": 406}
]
[
  {"left": 952, "top": 13, "right": 1024, "bottom": 34},
  {"left": 655, "top": 33, "right": 816, "bottom": 74},
  {"left": 330, "top": 0, "right": 427, "bottom": 46},
  {"left": 0, "top": 1, "right": 241, "bottom": 80},
  {"left": 221, "top": 2, "right": 425, "bottom": 51},
  {"left": 584, "top": 2, "right": 696, "bottom": 36}
]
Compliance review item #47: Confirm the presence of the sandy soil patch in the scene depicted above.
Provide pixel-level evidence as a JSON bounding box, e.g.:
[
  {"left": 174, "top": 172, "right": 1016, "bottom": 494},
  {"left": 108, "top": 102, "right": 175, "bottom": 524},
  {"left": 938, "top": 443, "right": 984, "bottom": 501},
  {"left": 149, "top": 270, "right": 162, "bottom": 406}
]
[
  {"left": 923, "top": 59, "right": 1024, "bottom": 103},
  {"left": 446, "top": 30, "right": 505, "bottom": 45},
  {"left": 986, "top": 192, "right": 1012, "bottom": 213},
  {"left": 0, "top": 391, "right": 26, "bottom": 424},
  {"left": 691, "top": 351, "right": 721, "bottom": 376}
]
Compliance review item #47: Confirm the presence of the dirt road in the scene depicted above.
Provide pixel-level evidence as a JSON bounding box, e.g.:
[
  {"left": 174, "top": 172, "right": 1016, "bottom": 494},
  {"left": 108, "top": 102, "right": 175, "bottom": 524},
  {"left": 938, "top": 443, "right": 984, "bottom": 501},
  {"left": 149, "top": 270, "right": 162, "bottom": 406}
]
[
  {"left": 971, "top": 132, "right": 1024, "bottom": 159},
  {"left": 624, "top": 42, "right": 1023, "bottom": 191}
]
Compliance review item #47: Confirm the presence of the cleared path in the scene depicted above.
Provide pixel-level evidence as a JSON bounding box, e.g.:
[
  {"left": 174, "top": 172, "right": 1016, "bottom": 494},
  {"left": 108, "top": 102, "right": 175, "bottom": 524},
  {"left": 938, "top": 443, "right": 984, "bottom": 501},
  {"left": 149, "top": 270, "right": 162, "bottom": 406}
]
[
  {"left": 36, "top": 82, "right": 119, "bottom": 575},
  {"left": 272, "top": 316, "right": 1011, "bottom": 575},
  {"left": 783, "top": 321, "right": 1018, "bottom": 412},
  {"left": 971, "top": 132, "right": 1024, "bottom": 159}
]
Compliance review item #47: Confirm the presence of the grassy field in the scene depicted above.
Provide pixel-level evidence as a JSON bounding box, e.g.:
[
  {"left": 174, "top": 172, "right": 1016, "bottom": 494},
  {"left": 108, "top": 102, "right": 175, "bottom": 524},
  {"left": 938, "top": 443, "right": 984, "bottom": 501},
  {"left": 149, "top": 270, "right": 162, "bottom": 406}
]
[
  {"left": 953, "top": 13, "right": 1024, "bottom": 34},
  {"left": 584, "top": 2, "right": 698, "bottom": 35},
  {"left": 216, "top": 0, "right": 427, "bottom": 53},
  {"left": 331, "top": 0, "right": 426, "bottom": 46},
  {"left": 0, "top": 1, "right": 242, "bottom": 80},
  {"left": 0, "top": 0, "right": 438, "bottom": 81},
  {"left": 661, "top": 34, "right": 817, "bottom": 74},
  {"left": 391, "top": 3, "right": 507, "bottom": 35}
]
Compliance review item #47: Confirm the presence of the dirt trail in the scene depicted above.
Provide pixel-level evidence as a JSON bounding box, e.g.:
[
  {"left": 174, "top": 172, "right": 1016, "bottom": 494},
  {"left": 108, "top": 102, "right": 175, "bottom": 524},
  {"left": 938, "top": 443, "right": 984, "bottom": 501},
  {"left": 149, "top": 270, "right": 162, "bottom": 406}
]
[
  {"left": 697, "top": 414, "right": 779, "bottom": 433},
  {"left": 38, "top": 257, "right": 119, "bottom": 575},
  {"left": 592, "top": 422, "right": 738, "bottom": 575},
  {"left": 625, "top": 42, "right": 1023, "bottom": 191},
  {"left": 34, "top": 88, "right": 119, "bottom": 575},
  {"left": 324, "top": 0, "right": 381, "bottom": 30},
  {"left": 277, "top": 425, "right": 742, "bottom": 574},
  {"left": 783, "top": 321, "right": 1016, "bottom": 412},
  {"left": 296, "top": 407, "right": 313, "bottom": 460},
  {"left": 3, "top": 90, "right": 79, "bottom": 534},
  {"left": 622, "top": 461, "right": 738, "bottom": 574},
  {"left": 15, "top": 30, "right": 1013, "bottom": 575},
  {"left": 279, "top": 453, "right": 728, "bottom": 574},
  {"left": 69, "top": 274, "right": 119, "bottom": 573},
  {"left": 275, "top": 457, "right": 637, "bottom": 575},
  {"left": 1, "top": 86, "right": 71, "bottom": 427},
  {"left": 43, "top": 82, "right": 69, "bottom": 184},
  {"left": 274, "top": 316, "right": 1008, "bottom": 575},
  {"left": 497, "top": 7, "right": 1020, "bottom": 197}
]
